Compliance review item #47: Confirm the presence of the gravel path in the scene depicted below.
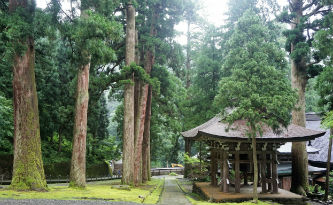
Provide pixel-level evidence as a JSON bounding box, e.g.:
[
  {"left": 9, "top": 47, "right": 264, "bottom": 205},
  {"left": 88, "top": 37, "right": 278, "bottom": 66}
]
[{"left": 0, "top": 199, "right": 142, "bottom": 205}]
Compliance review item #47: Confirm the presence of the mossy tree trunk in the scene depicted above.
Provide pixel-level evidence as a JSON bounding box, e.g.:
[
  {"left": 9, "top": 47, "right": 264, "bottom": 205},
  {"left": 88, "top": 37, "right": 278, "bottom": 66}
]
[
  {"left": 289, "top": 0, "right": 309, "bottom": 195},
  {"left": 9, "top": 0, "right": 47, "bottom": 191},
  {"left": 69, "top": 62, "right": 90, "bottom": 188},
  {"left": 122, "top": 2, "right": 136, "bottom": 185}
]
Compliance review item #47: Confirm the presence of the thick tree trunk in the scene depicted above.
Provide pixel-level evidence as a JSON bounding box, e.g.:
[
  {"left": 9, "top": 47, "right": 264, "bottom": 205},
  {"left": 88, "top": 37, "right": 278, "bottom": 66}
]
[
  {"left": 142, "top": 86, "right": 152, "bottom": 182},
  {"left": 69, "top": 62, "right": 90, "bottom": 188},
  {"left": 9, "top": 0, "right": 47, "bottom": 191},
  {"left": 324, "top": 128, "right": 333, "bottom": 201},
  {"left": 290, "top": 0, "right": 309, "bottom": 195},
  {"left": 290, "top": 62, "right": 308, "bottom": 195},
  {"left": 135, "top": 8, "right": 157, "bottom": 184},
  {"left": 122, "top": 2, "right": 136, "bottom": 185}
]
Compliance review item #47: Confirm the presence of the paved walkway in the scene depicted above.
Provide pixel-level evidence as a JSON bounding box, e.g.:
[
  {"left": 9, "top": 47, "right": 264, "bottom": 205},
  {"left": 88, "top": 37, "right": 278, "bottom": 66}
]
[{"left": 158, "top": 176, "right": 191, "bottom": 205}]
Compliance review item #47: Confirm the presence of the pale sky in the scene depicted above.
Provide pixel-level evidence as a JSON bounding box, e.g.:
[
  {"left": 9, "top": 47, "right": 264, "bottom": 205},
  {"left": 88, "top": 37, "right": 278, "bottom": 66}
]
[{"left": 36, "top": 0, "right": 289, "bottom": 45}]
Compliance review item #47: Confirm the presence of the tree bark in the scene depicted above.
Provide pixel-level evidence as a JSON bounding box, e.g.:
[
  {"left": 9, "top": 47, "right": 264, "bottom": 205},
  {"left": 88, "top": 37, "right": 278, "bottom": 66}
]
[
  {"left": 134, "top": 42, "right": 155, "bottom": 185},
  {"left": 122, "top": 2, "right": 136, "bottom": 185},
  {"left": 142, "top": 86, "right": 152, "bottom": 182},
  {"left": 290, "top": 0, "right": 309, "bottom": 195},
  {"left": 135, "top": 8, "right": 157, "bottom": 184},
  {"left": 9, "top": 0, "right": 47, "bottom": 191},
  {"left": 324, "top": 128, "right": 332, "bottom": 201},
  {"left": 69, "top": 62, "right": 90, "bottom": 188}
]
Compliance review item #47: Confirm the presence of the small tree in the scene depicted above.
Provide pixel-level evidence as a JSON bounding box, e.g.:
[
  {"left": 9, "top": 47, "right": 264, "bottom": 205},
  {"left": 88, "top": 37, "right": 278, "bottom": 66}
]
[{"left": 215, "top": 10, "right": 297, "bottom": 203}]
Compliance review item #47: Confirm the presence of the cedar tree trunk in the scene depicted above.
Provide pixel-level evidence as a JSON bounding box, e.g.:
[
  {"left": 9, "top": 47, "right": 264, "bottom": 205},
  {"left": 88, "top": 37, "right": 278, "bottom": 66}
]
[
  {"left": 9, "top": 0, "right": 47, "bottom": 191},
  {"left": 122, "top": 2, "right": 136, "bottom": 185},
  {"left": 142, "top": 86, "right": 152, "bottom": 182},
  {"left": 69, "top": 62, "right": 90, "bottom": 188},
  {"left": 290, "top": 0, "right": 309, "bottom": 195}
]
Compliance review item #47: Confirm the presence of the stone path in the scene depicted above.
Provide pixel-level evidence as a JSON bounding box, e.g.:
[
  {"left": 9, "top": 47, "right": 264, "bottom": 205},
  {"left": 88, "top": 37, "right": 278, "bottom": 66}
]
[{"left": 158, "top": 176, "right": 191, "bottom": 205}]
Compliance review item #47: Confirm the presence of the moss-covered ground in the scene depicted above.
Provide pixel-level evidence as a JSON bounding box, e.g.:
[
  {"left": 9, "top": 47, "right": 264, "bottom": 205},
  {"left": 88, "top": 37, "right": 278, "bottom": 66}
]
[{"left": 0, "top": 178, "right": 164, "bottom": 204}]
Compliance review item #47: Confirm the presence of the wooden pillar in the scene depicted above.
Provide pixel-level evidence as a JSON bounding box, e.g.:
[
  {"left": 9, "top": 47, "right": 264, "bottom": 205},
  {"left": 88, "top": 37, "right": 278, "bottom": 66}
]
[
  {"left": 261, "top": 151, "right": 267, "bottom": 193},
  {"left": 184, "top": 139, "right": 192, "bottom": 178},
  {"left": 185, "top": 138, "right": 192, "bottom": 156},
  {"left": 249, "top": 149, "right": 253, "bottom": 184},
  {"left": 219, "top": 150, "right": 223, "bottom": 191},
  {"left": 222, "top": 149, "right": 229, "bottom": 193},
  {"left": 267, "top": 152, "right": 272, "bottom": 192},
  {"left": 235, "top": 143, "right": 241, "bottom": 193},
  {"left": 272, "top": 149, "right": 278, "bottom": 194},
  {"left": 211, "top": 149, "right": 217, "bottom": 186}
]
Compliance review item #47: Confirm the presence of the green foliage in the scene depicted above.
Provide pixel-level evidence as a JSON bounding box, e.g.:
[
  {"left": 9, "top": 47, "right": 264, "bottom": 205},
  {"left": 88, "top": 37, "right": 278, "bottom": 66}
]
[
  {"left": 169, "top": 172, "right": 178, "bottom": 176},
  {"left": 61, "top": 10, "right": 123, "bottom": 67},
  {"left": 184, "top": 153, "right": 200, "bottom": 164},
  {"left": 215, "top": 10, "right": 297, "bottom": 134},
  {"left": 150, "top": 66, "right": 186, "bottom": 166},
  {"left": 305, "top": 78, "right": 321, "bottom": 112},
  {"left": 322, "top": 111, "right": 333, "bottom": 130},
  {"left": 184, "top": 24, "right": 221, "bottom": 130},
  {"left": 308, "top": 184, "right": 324, "bottom": 194},
  {"left": 0, "top": 94, "right": 13, "bottom": 154},
  {"left": 278, "top": 0, "right": 333, "bottom": 78}
]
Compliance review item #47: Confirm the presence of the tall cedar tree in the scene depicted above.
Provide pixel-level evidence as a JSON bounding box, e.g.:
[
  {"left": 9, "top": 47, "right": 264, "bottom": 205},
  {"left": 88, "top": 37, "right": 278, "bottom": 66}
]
[
  {"left": 8, "top": 0, "right": 47, "bottom": 190},
  {"left": 65, "top": 0, "right": 122, "bottom": 187},
  {"left": 279, "top": 0, "right": 333, "bottom": 194},
  {"left": 215, "top": 10, "right": 297, "bottom": 203},
  {"left": 69, "top": 9, "right": 90, "bottom": 188},
  {"left": 313, "top": 9, "right": 333, "bottom": 199},
  {"left": 122, "top": 2, "right": 136, "bottom": 185}
]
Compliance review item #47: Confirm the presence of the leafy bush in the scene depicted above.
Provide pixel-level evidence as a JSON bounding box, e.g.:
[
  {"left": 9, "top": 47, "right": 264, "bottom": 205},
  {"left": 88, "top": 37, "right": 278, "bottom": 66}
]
[
  {"left": 169, "top": 172, "right": 178, "bottom": 176},
  {"left": 184, "top": 153, "right": 209, "bottom": 181}
]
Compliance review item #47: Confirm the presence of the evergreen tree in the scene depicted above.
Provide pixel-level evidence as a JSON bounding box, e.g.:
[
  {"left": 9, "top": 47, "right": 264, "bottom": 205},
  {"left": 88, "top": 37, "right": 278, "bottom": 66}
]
[
  {"left": 122, "top": 1, "right": 136, "bottom": 185},
  {"left": 313, "top": 7, "right": 333, "bottom": 200},
  {"left": 278, "top": 0, "right": 333, "bottom": 194},
  {"left": 5, "top": 0, "right": 47, "bottom": 190},
  {"left": 215, "top": 10, "right": 297, "bottom": 202}
]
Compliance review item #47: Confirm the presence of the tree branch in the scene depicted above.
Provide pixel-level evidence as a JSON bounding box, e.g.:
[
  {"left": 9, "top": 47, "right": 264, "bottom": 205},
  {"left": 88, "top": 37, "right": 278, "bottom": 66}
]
[
  {"left": 305, "top": 4, "right": 324, "bottom": 17},
  {"left": 302, "top": 0, "right": 318, "bottom": 11},
  {"left": 306, "top": 60, "right": 320, "bottom": 68}
]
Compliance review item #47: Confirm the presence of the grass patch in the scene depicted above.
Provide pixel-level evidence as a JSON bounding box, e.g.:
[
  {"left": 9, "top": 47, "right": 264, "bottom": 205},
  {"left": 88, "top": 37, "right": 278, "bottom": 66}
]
[
  {"left": 0, "top": 178, "right": 163, "bottom": 204},
  {"left": 169, "top": 172, "right": 178, "bottom": 176},
  {"left": 143, "top": 178, "right": 164, "bottom": 204}
]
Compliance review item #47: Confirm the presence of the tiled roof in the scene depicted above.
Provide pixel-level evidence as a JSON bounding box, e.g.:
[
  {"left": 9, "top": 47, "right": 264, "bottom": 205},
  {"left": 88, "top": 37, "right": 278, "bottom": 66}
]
[
  {"left": 307, "top": 120, "right": 332, "bottom": 163},
  {"left": 182, "top": 116, "right": 326, "bottom": 142}
]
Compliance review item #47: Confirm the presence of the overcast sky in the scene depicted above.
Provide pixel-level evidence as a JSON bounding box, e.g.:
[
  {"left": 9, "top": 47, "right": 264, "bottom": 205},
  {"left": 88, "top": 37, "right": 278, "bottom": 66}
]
[{"left": 36, "top": 0, "right": 289, "bottom": 45}]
